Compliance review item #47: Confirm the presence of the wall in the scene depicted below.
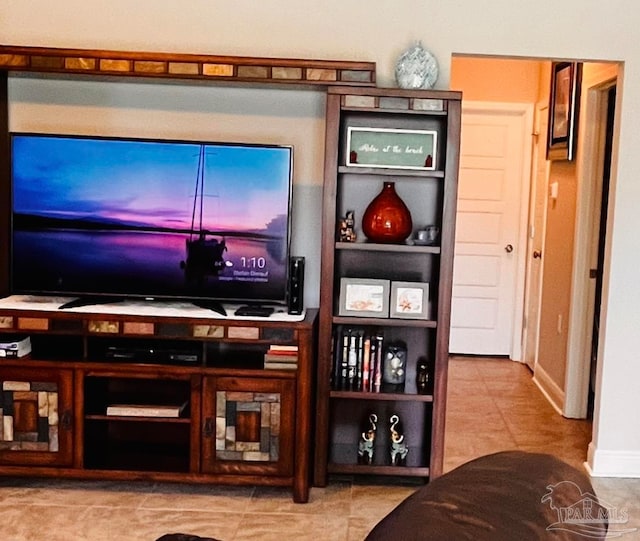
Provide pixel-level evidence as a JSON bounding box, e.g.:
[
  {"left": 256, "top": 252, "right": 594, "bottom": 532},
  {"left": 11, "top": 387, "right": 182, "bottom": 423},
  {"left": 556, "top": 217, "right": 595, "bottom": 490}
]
[
  {"left": 2, "top": 0, "right": 640, "bottom": 477},
  {"left": 451, "top": 57, "right": 542, "bottom": 102},
  {"left": 536, "top": 161, "right": 577, "bottom": 392}
]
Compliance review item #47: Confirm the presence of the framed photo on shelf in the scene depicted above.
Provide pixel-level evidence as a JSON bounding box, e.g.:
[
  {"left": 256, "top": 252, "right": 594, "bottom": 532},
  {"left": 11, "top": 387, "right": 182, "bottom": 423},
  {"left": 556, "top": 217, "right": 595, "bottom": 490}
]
[
  {"left": 390, "top": 281, "right": 430, "bottom": 319},
  {"left": 338, "top": 278, "right": 390, "bottom": 318},
  {"left": 346, "top": 127, "right": 437, "bottom": 170},
  {"left": 547, "top": 62, "right": 583, "bottom": 161}
]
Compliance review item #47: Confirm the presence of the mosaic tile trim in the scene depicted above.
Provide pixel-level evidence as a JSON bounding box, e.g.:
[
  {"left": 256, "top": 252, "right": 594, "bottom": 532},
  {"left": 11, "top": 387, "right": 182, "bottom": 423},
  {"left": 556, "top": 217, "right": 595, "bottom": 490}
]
[
  {"left": 262, "top": 327, "right": 295, "bottom": 342},
  {"left": 193, "top": 325, "right": 224, "bottom": 338},
  {"left": 343, "top": 94, "right": 445, "bottom": 112},
  {"left": 122, "top": 321, "right": 154, "bottom": 335},
  {"left": 88, "top": 320, "right": 119, "bottom": 333},
  {"left": 0, "top": 45, "right": 375, "bottom": 88},
  {"left": 227, "top": 327, "right": 259, "bottom": 340},
  {"left": 17, "top": 317, "right": 49, "bottom": 331},
  {"left": 216, "top": 390, "right": 280, "bottom": 462},
  {"left": 0, "top": 317, "right": 14, "bottom": 329},
  {"left": 0, "top": 380, "right": 59, "bottom": 452}
]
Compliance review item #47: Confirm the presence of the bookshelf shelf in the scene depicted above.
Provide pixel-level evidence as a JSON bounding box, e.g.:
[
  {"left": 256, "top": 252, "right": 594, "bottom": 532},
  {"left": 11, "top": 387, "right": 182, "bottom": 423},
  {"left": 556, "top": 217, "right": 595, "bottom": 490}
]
[
  {"left": 336, "top": 242, "right": 441, "bottom": 254},
  {"left": 329, "top": 390, "right": 434, "bottom": 402},
  {"left": 328, "top": 463, "right": 430, "bottom": 477},
  {"left": 332, "top": 316, "right": 437, "bottom": 328},
  {"left": 337, "top": 166, "right": 446, "bottom": 178}
]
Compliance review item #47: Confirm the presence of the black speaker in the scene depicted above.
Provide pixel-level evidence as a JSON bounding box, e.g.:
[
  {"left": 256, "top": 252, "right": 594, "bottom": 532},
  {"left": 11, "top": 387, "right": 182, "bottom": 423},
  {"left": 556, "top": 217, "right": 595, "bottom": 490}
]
[{"left": 288, "top": 256, "right": 305, "bottom": 314}]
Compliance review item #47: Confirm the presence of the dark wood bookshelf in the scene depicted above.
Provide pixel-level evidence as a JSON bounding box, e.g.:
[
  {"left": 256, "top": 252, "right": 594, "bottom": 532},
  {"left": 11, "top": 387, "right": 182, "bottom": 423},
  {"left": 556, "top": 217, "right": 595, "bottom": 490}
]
[{"left": 314, "top": 86, "right": 461, "bottom": 486}]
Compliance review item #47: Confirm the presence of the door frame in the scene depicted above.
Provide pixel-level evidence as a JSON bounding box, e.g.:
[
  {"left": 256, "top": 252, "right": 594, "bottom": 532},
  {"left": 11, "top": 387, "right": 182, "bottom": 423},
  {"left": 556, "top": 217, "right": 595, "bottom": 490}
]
[{"left": 564, "top": 67, "right": 618, "bottom": 418}]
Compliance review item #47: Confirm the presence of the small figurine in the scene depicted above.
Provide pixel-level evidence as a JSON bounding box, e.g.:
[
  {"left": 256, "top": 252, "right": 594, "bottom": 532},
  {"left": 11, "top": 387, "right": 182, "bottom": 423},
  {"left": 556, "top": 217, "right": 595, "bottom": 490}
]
[
  {"left": 389, "top": 414, "right": 409, "bottom": 466},
  {"left": 338, "top": 210, "right": 357, "bottom": 242},
  {"left": 358, "top": 413, "right": 377, "bottom": 465},
  {"left": 424, "top": 154, "right": 433, "bottom": 168}
]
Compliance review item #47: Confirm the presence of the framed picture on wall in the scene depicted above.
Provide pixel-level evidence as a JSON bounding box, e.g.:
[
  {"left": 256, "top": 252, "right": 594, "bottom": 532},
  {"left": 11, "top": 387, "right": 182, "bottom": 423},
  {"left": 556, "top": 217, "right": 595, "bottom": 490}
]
[{"left": 547, "top": 62, "right": 583, "bottom": 161}]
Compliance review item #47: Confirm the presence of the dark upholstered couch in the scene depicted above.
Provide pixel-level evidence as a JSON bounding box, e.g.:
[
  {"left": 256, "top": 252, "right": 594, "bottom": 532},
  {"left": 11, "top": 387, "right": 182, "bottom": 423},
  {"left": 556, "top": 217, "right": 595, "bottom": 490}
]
[{"left": 364, "top": 451, "right": 608, "bottom": 540}]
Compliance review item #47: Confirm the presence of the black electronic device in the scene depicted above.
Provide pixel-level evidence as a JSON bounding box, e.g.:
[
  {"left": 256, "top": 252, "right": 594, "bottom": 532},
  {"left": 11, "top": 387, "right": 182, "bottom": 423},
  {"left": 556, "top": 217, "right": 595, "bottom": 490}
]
[
  {"left": 288, "top": 256, "right": 305, "bottom": 315},
  {"left": 235, "top": 305, "right": 275, "bottom": 317},
  {"left": 104, "top": 345, "right": 201, "bottom": 365}
]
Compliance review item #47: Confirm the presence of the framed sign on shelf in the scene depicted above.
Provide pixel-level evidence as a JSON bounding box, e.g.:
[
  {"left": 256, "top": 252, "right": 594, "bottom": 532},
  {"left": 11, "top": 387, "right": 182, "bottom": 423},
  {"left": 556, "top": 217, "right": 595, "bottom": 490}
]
[
  {"left": 338, "top": 278, "right": 390, "bottom": 318},
  {"left": 346, "top": 127, "right": 437, "bottom": 170},
  {"left": 547, "top": 62, "right": 583, "bottom": 161}
]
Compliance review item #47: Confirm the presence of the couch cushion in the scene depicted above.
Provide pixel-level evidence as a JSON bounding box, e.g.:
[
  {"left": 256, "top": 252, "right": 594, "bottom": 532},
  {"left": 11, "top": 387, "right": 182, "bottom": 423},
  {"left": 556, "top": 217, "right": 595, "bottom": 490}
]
[{"left": 364, "top": 451, "right": 608, "bottom": 540}]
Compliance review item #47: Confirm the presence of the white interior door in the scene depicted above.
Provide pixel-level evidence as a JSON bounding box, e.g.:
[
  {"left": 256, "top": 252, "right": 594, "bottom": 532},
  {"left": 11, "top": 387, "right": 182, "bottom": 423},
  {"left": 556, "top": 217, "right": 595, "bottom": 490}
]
[
  {"left": 522, "top": 104, "right": 549, "bottom": 371},
  {"left": 450, "top": 102, "right": 533, "bottom": 357}
]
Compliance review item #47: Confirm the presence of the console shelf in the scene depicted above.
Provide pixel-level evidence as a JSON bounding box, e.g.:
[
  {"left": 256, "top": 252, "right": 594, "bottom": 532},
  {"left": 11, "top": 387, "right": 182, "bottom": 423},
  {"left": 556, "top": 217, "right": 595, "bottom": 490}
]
[{"left": 0, "top": 301, "right": 317, "bottom": 503}]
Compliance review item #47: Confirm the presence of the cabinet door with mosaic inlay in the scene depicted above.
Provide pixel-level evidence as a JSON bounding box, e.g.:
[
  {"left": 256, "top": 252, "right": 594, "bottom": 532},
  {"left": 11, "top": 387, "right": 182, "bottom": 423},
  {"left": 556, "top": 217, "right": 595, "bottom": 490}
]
[
  {"left": 0, "top": 368, "right": 73, "bottom": 466},
  {"left": 201, "top": 376, "right": 295, "bottom": 477}
]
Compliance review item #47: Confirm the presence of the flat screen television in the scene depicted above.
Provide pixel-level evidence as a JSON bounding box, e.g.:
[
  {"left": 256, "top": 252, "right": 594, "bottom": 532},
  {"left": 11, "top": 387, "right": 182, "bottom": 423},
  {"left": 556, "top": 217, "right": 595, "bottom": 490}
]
[{"left": 10, "top": 133, "right": 294, "bottom": 312}]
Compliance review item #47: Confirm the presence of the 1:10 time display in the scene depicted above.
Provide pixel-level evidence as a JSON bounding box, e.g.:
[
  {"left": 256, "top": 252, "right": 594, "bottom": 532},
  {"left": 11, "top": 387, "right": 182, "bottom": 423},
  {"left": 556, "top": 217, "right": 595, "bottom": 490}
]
[{"left": 239, "top": 256, "right": 267, "bottom": 269}]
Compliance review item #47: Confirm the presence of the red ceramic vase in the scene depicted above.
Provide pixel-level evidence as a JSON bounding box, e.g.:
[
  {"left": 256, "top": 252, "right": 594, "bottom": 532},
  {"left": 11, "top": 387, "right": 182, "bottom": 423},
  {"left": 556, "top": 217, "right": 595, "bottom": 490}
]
[{"left": 362, "top": 182, "right": 413, "bottom": 243}]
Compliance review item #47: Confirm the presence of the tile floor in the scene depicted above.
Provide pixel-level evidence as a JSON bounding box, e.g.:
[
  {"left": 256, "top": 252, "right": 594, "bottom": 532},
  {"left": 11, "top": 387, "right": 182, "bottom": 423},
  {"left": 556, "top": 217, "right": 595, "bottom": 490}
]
[{"left": 0, "top": 357, "right": 639, "bottom": 540}]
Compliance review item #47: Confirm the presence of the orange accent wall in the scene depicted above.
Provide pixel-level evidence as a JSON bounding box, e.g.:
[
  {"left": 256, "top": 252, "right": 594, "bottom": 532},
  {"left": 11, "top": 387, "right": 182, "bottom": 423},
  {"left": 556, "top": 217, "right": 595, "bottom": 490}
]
[{"left": 451, "top": 56, "right": 543, "bottom": 103}]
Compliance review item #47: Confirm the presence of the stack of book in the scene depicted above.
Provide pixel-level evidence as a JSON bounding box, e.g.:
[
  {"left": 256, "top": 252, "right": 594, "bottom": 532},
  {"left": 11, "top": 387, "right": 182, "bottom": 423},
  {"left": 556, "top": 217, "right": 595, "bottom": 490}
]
[
  {"left": 263, "top": 344, "right": 298, "bottom": 370},
  {"left": 331, "top": 327, "right": 385, "bottom": 392}
]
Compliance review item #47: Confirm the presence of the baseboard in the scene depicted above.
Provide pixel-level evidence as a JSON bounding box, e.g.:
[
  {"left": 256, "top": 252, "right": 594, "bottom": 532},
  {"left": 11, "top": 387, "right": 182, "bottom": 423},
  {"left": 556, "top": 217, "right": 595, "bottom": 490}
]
[
  {"left": 587, "top": 442, "right": 640, "bottom": 477},
  {"left": 532, "top": 364, "right": 565, "bottom": 415}
]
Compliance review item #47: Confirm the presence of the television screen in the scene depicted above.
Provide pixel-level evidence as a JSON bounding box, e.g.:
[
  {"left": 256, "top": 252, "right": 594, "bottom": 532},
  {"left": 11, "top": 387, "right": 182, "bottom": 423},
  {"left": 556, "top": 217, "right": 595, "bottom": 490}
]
[{"left": 10, "top": 133, "right": 293, "bottom": 308}]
